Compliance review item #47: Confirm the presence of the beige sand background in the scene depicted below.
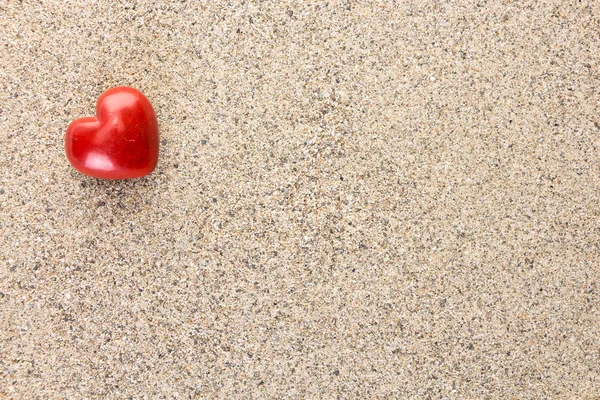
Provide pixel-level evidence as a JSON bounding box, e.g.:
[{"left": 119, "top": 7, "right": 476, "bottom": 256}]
[{"left": 1, "top": 0, "right": 600, "bottom": 398}]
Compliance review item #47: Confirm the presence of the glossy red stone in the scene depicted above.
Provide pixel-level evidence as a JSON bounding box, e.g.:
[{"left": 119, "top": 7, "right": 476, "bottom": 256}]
[{"left": 65, "top": 87, "right": 159, "bottom": 180}]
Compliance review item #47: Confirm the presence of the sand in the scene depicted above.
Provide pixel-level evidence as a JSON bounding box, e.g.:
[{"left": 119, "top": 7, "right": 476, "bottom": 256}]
[{"left": 1, "top": 0, "right": 600, "bottom": 398}]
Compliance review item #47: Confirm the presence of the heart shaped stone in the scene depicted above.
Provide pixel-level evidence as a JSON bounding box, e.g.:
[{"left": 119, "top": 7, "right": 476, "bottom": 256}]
[{"left": 65, "top": 87, "right": 159, "bottom": 179}]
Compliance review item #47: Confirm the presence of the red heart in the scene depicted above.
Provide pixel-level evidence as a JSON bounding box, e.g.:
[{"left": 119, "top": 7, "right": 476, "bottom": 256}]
[{"left": 65, "top": 87, "right": 159, "bottom": 180}]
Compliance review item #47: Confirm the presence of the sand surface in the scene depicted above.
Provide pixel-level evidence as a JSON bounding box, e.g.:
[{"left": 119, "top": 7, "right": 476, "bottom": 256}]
[{"left": 1, "top": 1, "right": 600, "bottom": 398}]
